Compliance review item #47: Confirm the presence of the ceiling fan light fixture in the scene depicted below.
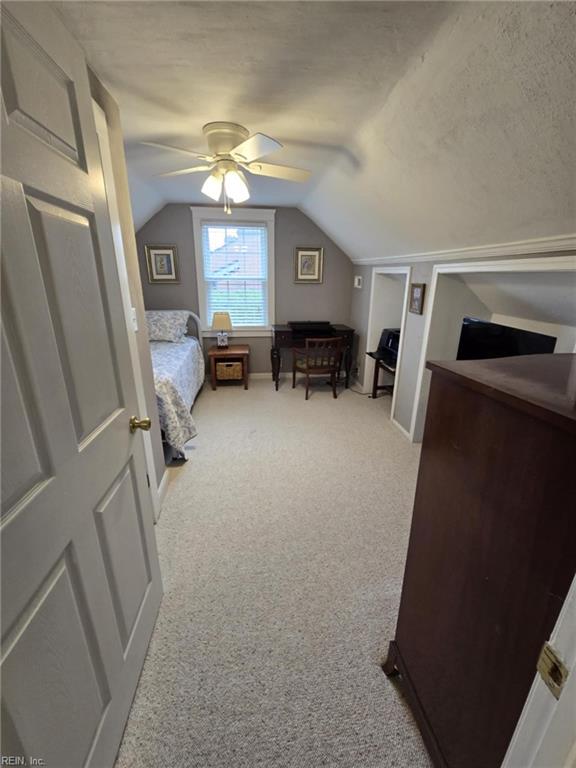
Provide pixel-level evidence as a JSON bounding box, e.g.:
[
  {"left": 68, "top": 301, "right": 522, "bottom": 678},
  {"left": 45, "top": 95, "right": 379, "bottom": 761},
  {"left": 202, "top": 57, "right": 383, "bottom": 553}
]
[
  {"left": 147, "top": 122, "right": 310, "bottom": 210},
  {"left": 224, "top": 169, "right": 250, "bottom": 203},
  {"left": 201, "top": 172, "right": 223, "bottom": 201}
]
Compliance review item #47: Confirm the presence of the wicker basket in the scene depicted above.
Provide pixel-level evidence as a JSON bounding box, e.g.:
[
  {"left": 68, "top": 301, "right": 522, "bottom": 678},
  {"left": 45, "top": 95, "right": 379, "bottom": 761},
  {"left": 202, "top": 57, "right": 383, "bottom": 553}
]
[{"left": 216, "top": 361, "right": 243, "bottom": 381}]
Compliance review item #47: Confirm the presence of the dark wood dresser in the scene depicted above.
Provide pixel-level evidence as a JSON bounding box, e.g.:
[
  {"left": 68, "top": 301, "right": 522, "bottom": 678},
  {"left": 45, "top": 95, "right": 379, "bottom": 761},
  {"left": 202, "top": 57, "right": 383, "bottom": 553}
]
[{"left": 384, "top": 354, "right": 576, "bottom": 768}]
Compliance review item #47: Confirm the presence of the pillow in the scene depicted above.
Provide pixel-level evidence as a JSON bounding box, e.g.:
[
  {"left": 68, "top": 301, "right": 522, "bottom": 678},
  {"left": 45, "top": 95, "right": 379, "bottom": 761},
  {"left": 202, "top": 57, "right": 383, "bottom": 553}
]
[{"left": 146, "top": 310, "right": 190, "bottom": 342}]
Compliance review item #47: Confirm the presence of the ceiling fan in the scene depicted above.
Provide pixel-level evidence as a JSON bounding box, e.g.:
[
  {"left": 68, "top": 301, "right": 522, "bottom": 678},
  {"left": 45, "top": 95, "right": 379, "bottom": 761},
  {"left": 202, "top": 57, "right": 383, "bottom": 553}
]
[{"left": 143, "top": 122, "right": 311, "bottom": 213}]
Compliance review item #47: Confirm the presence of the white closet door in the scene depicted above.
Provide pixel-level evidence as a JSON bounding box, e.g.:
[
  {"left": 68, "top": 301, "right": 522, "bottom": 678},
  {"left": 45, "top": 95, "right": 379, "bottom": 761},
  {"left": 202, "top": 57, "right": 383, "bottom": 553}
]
[{"left": 1, "top": 4, "right": 162, "bottom": 767}]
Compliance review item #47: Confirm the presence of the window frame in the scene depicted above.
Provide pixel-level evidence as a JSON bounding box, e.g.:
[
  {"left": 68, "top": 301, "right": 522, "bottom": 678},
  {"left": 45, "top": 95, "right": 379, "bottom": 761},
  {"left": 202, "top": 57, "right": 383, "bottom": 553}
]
[{"left": 191, "top": 206, "right": 275, "bottom": 336}]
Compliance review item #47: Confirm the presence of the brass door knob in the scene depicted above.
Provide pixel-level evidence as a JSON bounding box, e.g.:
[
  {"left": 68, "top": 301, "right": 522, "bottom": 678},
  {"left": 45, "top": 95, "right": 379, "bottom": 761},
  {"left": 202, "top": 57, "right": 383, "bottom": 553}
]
[{"left": 129, "top": 416, "right": 151, "bottom": 433}]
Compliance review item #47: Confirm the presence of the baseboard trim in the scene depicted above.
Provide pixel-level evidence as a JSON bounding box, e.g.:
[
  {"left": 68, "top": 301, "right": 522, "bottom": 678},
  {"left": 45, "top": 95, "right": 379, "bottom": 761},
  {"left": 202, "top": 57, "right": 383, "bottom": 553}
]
[
  {"left": 249, "top": 372, "right": 289, "bottom": 380},
  {"left": 350, "top": 374, "right": 367, "bottom": 393},
  {"left": 157, "top": 469, "right": 171, "bottom": 514},
  {"left": 390, "top": 415, "right": 412, "bottom": 441},
  {"left": 353, "top": 234, "right": 576, "bottom": 266}
]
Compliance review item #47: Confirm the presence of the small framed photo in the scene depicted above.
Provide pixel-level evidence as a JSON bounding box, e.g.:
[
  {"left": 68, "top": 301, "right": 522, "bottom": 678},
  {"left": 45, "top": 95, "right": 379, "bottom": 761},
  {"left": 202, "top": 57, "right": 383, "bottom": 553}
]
[
  {"left": 409, "top": 283, "right": 426, "bottom": 314},
  {"left": 295, "top": 247, "right": 324, "bottom": 283},
  {"left": 145, "top": 245, "right": 179, "bottom": 283}
]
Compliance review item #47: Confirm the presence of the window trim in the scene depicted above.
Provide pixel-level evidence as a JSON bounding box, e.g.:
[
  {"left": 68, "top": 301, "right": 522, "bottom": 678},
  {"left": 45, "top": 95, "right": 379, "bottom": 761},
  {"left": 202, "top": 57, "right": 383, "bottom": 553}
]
[{"left": 191, "top": 206, "right": 276, "bottom": 332}]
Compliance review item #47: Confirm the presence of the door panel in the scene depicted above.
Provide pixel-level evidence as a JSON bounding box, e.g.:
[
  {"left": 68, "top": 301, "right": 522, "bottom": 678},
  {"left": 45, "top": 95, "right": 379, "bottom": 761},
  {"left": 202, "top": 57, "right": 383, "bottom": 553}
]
[
  {"left": 2, "top": 552, "right": 111, "bottom": 768},
  {"left": 1, "top": 4, "right": 162, "bottom": 767},
  {"left": 95, "top": 461, "right": 152, "bottom": 652},
  {"left": 1, "top": 179, "right": 77, "bottom": 481},
  {"left": 1, "top": 16, "right": 82, "bottom": 163},
  {"left": 27, "top": 195, "right": 122, "bottom": 443},
  {"left": 1, "top": 322, "right": 51, "bottom": 514}
]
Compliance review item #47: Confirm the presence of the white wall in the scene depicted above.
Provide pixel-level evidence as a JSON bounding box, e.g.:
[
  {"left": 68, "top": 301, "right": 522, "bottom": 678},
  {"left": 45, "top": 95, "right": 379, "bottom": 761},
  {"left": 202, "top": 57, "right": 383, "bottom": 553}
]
[
  {"left": 409, "top": 260, "right": 576, "bottom": 442},
  {"left": 363, "top": 272, "right": 406, "bottom": 393},
  {"left": 462, "top": 272, "right": 576, "bottom": 329},
  {"left": 352, "top": 256, "right": 576, "bottom": 443},
  {"left": 127, "top": 167, "right": 165, "bottom": 230},
  {"left": 409, "top": 274, "right": 492, "bottom": 439}
]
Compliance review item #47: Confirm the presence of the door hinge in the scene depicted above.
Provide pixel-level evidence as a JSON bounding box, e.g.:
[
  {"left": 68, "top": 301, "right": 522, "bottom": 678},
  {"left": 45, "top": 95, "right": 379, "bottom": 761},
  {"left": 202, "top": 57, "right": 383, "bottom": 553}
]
[
  {"left": 537, "top": 642, "right": 569, "bottom": 700},
  {"left": 146, "top": 472, "right": 150, "bottom": 488}
]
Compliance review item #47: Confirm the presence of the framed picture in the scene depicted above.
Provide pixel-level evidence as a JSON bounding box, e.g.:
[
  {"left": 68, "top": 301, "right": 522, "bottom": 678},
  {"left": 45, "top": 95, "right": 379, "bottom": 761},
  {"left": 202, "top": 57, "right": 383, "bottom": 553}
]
[
  {"left": 295, "top": 247, "right": 324, "bottom": 283},
  {"left": 409, "top": 282, "right": 426, "bottom": 314},
  {"left": 145, "top": 245, "right": 179, "bottom": 283}
]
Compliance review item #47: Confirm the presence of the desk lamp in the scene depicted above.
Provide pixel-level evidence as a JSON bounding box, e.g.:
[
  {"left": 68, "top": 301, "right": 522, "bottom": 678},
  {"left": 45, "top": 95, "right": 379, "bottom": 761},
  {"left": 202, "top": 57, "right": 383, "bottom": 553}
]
[{"left": 212, "top": 312, "right": 232, "bottom": 348}]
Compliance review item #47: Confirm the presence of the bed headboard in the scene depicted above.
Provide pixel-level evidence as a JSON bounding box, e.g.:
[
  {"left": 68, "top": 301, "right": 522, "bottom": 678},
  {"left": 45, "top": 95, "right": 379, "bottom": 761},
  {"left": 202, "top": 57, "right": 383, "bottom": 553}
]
[{"left": 186, "top": 311, "right": 203, "bottom": 344}]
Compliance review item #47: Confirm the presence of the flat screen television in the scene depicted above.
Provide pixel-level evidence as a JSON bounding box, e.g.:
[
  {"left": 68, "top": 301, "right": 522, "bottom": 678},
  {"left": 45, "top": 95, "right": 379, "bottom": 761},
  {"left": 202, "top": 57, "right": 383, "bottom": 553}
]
[{"left": 456, "top": 317, "right": 556, "bottom": 361}]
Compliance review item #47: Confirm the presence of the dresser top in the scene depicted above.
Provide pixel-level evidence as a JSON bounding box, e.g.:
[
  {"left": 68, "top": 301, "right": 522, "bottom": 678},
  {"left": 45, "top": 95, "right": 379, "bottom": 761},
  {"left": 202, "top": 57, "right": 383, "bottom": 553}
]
[{"left": 428, "top": 354, "right": 576, "bottom": 430}]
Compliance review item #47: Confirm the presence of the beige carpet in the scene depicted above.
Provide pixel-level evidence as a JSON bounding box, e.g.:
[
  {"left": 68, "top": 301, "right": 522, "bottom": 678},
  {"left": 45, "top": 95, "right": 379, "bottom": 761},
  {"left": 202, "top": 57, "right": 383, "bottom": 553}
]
[{"left": 115, "top": 378, "right": 431, "bottom": 768}]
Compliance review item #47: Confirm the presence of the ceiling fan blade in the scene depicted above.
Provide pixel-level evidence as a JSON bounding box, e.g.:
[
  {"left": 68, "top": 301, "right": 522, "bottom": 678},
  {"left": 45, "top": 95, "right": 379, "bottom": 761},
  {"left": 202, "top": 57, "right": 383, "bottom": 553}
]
[
  {"left": 243, "top": 162, "right": 310, "bottom": 183},
  {"left": 142, "top": 141, "right": 213, "bottom": 161},
  {"left": 158, "top": 164, "right": 214, "bottom": 178},
  {"left": 230, "top": 133, "right": 282, "bottom": 163}
]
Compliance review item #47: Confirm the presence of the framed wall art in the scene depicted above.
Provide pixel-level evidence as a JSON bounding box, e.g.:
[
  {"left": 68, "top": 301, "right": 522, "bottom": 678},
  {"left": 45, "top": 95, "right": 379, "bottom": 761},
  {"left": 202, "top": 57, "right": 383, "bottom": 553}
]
[
  {"left": 294, "top": 247, "right": 324, "bottom": 284},
  {"left": 145, "top": 245, "right": 180, "bottom": 283},
  {"left": 409, "top": 282, "right": 426, "bottom": 314}
]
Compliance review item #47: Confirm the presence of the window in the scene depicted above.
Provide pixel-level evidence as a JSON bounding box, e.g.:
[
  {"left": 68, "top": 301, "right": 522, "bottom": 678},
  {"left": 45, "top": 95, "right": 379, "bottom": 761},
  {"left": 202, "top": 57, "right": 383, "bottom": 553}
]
[{"left": 192, "top": 208, "right": 275, "bottom": 331}]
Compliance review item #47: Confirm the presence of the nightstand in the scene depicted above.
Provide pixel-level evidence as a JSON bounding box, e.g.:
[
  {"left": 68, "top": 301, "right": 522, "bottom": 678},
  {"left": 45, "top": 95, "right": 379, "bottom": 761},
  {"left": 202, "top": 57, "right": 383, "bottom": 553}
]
[{"left": 208, "top": 345, "right": 250, "bottom": 390}]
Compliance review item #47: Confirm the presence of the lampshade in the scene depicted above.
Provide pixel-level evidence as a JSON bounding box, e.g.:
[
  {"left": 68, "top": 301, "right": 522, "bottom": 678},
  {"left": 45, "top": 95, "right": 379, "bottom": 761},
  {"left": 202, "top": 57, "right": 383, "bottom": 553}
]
[
  {"left": 212, "top": 311, "right": 232, "bottom": 331},
  {"left": 224, "top": 169, "right": 250, "bottom": 203},
  {"left": 201, "top": 172, "right": 223, "bottom": 201}
]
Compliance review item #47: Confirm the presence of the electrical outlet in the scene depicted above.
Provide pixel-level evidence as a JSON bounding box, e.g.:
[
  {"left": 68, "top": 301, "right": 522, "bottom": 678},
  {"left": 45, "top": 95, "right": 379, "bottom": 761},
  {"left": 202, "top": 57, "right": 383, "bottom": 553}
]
[{"left": 354, "top": 275, "right": 363, "bottom": 289}]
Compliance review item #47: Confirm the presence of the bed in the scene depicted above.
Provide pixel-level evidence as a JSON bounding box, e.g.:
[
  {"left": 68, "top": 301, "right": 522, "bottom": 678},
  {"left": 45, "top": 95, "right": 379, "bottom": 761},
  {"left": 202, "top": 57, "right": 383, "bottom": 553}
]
[{"left": 147, "top": 310, "right": 205, "bottom": 458}]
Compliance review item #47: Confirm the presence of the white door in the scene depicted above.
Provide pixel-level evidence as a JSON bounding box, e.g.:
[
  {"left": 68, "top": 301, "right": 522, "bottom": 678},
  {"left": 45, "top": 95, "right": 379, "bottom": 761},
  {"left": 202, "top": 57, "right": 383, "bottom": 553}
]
[
  {"left": 1, "top": 4, "right": 162, "bottom": 768},
  {"left": 502, "top": 572, "right": 576, "bottom": 768},
  {"left": 92, "top": 101, "right": 161, "bottom": 522}
]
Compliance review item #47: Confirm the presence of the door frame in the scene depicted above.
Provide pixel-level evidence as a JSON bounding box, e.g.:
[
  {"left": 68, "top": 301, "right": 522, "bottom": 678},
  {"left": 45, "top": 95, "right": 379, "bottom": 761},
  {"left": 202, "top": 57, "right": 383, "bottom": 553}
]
[
  {"left": 502, "top": 571, "right": 576, "bottom": 767},
  {"left": 92, "top": 101, "right": 161, "bottom": 521},
  {"left": 364, "top": 265, "right": 412, "bottom": 437},
  {"left": 409, "top": 254, "right": 576, "bottom": 442}
]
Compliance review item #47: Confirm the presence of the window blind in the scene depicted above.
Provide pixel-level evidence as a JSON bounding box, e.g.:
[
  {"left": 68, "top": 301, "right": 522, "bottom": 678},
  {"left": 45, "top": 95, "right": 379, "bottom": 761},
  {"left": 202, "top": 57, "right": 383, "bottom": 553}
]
[{"left": 201, "top": 223, "right": 269, "bottom": 327}]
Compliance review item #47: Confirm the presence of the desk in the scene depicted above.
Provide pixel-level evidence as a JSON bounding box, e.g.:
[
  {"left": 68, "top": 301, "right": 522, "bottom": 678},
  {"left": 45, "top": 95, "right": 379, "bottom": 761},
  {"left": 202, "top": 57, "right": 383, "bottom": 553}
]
[
  {"left": 366, "top": 352, "right": 396, "bottom": 399},
  {"left": 271, "top": 322, "right": 355, "bottom": 391},
  {"left": 208, "top": 345, "right": 250, "bottom": 390}
]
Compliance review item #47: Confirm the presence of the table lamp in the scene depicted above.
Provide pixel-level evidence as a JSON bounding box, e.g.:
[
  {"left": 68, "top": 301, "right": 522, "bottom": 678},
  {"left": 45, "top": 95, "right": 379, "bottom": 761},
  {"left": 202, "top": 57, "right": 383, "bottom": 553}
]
[{"left": 212, "top": 312, "right": 232, "bottom": 348}]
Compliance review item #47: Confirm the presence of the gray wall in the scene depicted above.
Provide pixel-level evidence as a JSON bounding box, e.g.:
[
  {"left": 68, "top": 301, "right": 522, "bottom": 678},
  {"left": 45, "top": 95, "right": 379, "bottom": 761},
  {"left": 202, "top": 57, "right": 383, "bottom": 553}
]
[
  {"left": 351, "top": 252, "right": 573, "bottom": 437},
  {"left": 136, "top": 205, "right": 354, "bottom": 372},
  {"left": 350, "top": 262, "right": 433, "bottom": 428},
  {"left": 408, "top": 274, "right": 492, "bottom": 439}
]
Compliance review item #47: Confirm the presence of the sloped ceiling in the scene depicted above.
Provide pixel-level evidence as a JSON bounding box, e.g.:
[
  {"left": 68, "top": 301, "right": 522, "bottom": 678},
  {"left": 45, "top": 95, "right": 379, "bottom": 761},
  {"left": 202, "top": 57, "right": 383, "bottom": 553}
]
[
  {"left": 55, "top": 1, "right": 451, "bottom": 228},
  {"left": 462, "top": 272, "right": 576, "bottom": 327},
  {"left": 57, "top": 2, "right": 575, "bottom": 251},
  {"left": 302, "top": 2, "right": 576, "bottom": 260}
]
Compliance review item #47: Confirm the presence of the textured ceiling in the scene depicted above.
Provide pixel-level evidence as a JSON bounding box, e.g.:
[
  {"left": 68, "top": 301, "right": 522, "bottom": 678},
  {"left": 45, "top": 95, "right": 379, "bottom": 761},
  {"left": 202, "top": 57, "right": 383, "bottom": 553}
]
[
  {"left": 57, "top": 1, "right": 575, "bottom": 254},
  {"left": 55, "top": 1, "right": 452, "bottom": 226},
  {"left": 302, "top": 2, "right": 576, "bottom": 258}
]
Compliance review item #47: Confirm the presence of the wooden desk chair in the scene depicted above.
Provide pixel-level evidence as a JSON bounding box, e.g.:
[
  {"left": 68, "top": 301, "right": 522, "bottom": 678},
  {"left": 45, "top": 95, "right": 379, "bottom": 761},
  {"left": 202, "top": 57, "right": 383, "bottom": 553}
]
[{"left": 292, "top": 337, "right": 343, "bottom": 400}]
